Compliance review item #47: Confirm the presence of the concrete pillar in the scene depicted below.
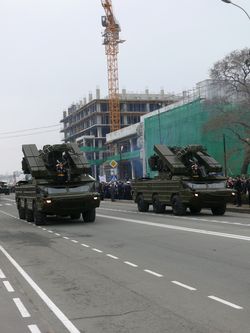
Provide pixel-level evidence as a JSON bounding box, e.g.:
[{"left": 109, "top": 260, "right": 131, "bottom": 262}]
[{"left": 96, "top": 88, "right": 100, "bottom": 99}]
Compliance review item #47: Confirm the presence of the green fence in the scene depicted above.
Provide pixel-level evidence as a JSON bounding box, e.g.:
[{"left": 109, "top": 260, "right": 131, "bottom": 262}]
[{"left": 144, "top": 99, "right": 247, "bottom": 177}]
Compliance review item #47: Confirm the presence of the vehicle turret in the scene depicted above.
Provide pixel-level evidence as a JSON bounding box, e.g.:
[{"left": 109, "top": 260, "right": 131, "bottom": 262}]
[
  {"left": 148, "top": 144, "right": 222, "bottom": 179},
  {"left": 21, "top": 143, "right": 91, "bottom": 182}
]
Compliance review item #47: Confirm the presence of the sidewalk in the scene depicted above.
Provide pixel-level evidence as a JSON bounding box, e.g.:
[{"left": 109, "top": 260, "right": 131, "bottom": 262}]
[{"left": 226, "top": 203, "right": 250, "bottom": 214}]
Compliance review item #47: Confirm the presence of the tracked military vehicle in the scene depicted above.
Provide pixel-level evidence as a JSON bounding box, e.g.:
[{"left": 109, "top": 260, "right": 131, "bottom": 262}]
[
  {"left": 15, "top": 143, "right": 100, "bottom": 225},
  {"left": 132, "top": 144, "right": 235, "bottom": 216}
]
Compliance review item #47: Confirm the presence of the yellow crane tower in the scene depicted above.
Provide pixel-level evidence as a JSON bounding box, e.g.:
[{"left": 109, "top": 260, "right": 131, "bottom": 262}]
[{"left": 101, "top": 0, "right": 124, "bottom": 132}]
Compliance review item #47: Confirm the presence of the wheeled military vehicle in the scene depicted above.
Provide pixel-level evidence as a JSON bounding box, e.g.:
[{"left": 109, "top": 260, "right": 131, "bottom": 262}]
[
  {"left": 131, "top": 144, "right": 235, "bottom": 216},
  {"left": 0, "top": 182, "right": 10, "bottom": 195},
  {"left": 15, "top": 143, "right": 100, "bottom": 225}
]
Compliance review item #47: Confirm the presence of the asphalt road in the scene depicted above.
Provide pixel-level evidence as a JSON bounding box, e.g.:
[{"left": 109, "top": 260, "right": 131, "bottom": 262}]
[{"left": 0, "top": 194, "right": 250, "bottom": 333}]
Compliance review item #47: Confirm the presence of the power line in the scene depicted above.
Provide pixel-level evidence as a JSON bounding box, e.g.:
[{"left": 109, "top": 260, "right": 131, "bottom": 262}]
[
  {"left": 0, "top": 128, "right": 60, "bottom": 140},
  {"left": 0, "top": 124, "right": 60, "bottom": 136}
]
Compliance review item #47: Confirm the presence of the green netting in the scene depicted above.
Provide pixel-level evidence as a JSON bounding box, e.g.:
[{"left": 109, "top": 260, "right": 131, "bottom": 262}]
[
  {"left": 88, "top": 150, "right": 140, "bottom": 166},
  {"left": 144, "top": 99, "right": 248, "bottom": 177}
]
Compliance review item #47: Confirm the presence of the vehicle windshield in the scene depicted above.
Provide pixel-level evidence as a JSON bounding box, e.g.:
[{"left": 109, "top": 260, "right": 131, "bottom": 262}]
[
  {"left": 183, "top": 180, "right": 226, "bottom": 190},
  {"left": 42, "top": 183, "right": 94, "bottom": 194}
]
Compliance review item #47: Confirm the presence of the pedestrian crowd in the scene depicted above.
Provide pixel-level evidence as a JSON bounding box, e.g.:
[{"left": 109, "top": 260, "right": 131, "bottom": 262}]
[
  {"left": 226, "top": 176, "right": 250, "bottom": 207},
  {"left": 99, "top": 181, "right": 132, "bottom": 202}
]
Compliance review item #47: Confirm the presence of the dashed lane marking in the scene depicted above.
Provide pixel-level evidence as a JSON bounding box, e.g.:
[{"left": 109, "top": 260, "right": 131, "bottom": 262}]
[
  {"left": 81, "top": 243, "right": 90, "bottom": 248},
  {"left": 1, "top": 246, "right": 81, "bottom": 333},
  {"left": 13, "top": 298, "right": 31, "bottom": 318},
  {"left": 0, "top": 269, "right": 6, "bottom": 279},
  {"left": 124, "top": 261, "right": 138, "bottom": 267},
  {"left": 172, "top": 281, "right": 197, "bottom": 291},
  {"left": 92, "top": 248, "right": 103, "bottom": 253},
  {"left": 28, "top": 324, "right": 42, "bottom": 333},
  {"left": 144, "top": 269, "right": 163, "bottom": 277},
  {"left": 208, "top": 295, "right": 243, "bottom": 309},
  {"left": 106, "top": 254, "right": 119, "bottom": 259},
  {"left": 3, "top": 280, "right": 15, "bottom": 292}
]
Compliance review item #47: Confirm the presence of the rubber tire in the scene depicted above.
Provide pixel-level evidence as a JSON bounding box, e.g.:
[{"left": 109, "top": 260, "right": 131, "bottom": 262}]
[
  {"left": 211, "top": 205, "right": 226, "bottom": 216},
  {"left": 34, "top": 204, "right": 46, "bottom": 225},
  {"left": 82, "top": 208, "right": 96, "bottom": 223},
  {"left": 26, "top": 206, "right": 34, "bottom": 222},
  {"left": 18, "top": 207, "right": 26, "bottom": 220},
  {"left": 152, "top": 195, "right": 165, "bottom": 214},
  {"left": 172, "top": 195, "right": 187, "bottom": 216},
  {"left": 70, "top": 213, "right": 81, "bottom": 220},
  {"left": 137, "top": 195, "right": 149, "bottom": 212}
]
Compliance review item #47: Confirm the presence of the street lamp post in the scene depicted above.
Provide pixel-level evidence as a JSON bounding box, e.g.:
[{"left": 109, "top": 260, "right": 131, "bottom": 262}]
[{"left": 221, "top": 0, "right": 250, "bottom": 21}]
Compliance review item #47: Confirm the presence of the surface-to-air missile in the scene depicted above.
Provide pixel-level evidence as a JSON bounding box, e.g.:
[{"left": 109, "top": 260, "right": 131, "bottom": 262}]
[
  {"left": 15, "top": 143, "right": 100, "bottom": 225},
  {"left": 131, "top": 144, "right": 235, "bottom": 216}
]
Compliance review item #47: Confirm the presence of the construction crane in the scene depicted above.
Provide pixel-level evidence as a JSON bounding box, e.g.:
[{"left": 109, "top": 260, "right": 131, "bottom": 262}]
[{"left": 101, "top": 0, "right": 124, "bottom": 132}]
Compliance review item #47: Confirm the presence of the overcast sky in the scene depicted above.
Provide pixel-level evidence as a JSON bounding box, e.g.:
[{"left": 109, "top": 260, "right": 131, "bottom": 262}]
[{"left": 0, "top": 0, "right": 249, "bottom": 175}]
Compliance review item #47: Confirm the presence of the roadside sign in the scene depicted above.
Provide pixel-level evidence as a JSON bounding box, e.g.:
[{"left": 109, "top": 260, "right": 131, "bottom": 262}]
[{"left": 110, "top": 160, "right": 118, "bottom": 168}]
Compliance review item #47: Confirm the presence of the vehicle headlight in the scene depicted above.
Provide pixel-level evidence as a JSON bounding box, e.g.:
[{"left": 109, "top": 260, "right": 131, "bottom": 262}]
[
  {"left": 93, "top": 196, "right": 98, "bottom": 200},
  {"left": 232, "top": 192, "right": 236, "bottom": 196},
  {"left": 45, "top": 199, "right": 52, "bottom": 204},
  {"left": 194, "top": 193, "right": 199, "bottom": 197}
]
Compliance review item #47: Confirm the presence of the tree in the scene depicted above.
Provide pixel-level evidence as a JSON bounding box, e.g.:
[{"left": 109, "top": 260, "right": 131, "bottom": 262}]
[{"left": 203, "top": 48, "right": 250, "bottom": 174}]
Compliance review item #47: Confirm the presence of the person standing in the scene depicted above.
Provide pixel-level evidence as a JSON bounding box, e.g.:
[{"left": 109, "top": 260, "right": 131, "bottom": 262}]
[
  {"left": 245, "top": 178, "right": 250, "bottom": 207},
  {"left": 234, "top": 176, "right": 243, "bottom": 207}
]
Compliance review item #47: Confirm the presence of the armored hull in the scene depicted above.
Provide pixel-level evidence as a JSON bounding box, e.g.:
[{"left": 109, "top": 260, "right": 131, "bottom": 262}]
[
  {"left": 132, "top": 145, "right": 235, "bottom": 216},
  {"left": 15, "top": 143, "right": 100, "bottom": 225}
]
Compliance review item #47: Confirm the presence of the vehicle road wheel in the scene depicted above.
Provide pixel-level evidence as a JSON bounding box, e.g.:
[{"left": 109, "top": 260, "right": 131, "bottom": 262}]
[
  {"left": 18, "top": 206, "right": 25, "bottom": 220},
  {"left": 82, "top": 208, "right": 96, "bottom": 223},
  {"left": 211, "top": 205, "right": 226, "bottom": 216},
  {"left": 70, "top": 213, "right": 81, "bottom": 220},
  {"left": 172, "top": 195, "right": 187, "bottom": 216},
  {"left": 137, "top": 194, "right": 149, "bottom": 212},
  {"left": 34, "top": 204, "right": 46, "bottom": 225},
  {"left": 26, "top": 206, "right": 34, "bottom": 222},
  {"left": 152, "top": 195, "right": 165, "bottom": 214},
  {"left": 189, "top": 206, "right": 201, "bottom": 214}
]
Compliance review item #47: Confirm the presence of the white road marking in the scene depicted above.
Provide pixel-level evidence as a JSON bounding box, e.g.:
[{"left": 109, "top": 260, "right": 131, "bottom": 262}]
[
  {"left": 144, "top": 269, "right": 163, "bottom": 277},
  {"left": 208, "top": 295, "right": 243, "bottom": 309},
  {"left": 71, "top": 240, "right": 78, "bottom": 243},
  {"left": 124, "top": 261, "right": 138, "bottom": 267},
  {"left": 1, "top": 246, "right": 81, "bottom": 333},
  {"left": 28, "top": 324, "right": 42, "bottom": 333},
  {"left": 0, "top": 269, "right": 6, "bottom": 278},
  {"left": 55, "top": 233, "right": 61, "bottom": 236},
  {"left": 81, "top": 243, "right": 90, "bottom": 248},
  {"left": 172, "top": 280, "right": 197, "bottom": 291},
  {"left": 5, "top": 203, "right": 12, "bottom": 206},
  {"left": 48, "top": 230, "right": 53, "bottom": 233},
  {"left": 97, "top": 214, "right": 250, "bottom": 242},
  {"left": 42, "top": 228, "right": 47, "bottom": 231},
  {"left": 3, "top": 280, "right": 15, "bottom": 292},
  {"left": 92, "top": 248, "right": 103, "bottom": 253},
  {"left": 13, "top": 298, "right": 31, "bottom": 318},
  {"left": 0, "top": 210, "right": 19, "bottom": 219},
  {"left": 63, "top": 236, "right": 69, "bottom": 240},
  {"left": 107, "top": 254, "right": 119, "bottom": 259},
  {"left": 99, "top": 207, "right": 250, "bottom": 227}
]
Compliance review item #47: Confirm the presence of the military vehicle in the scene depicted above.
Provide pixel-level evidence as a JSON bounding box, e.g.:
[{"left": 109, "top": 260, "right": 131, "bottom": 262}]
[
  {"left": 131, "top": 144, "right": 235, "bottom": 216},
  {"left": 15, "top": 143, "right": 100, "bottom": 225},
  {"left": 0, "top": 181, "right": 10, "bottom": 195}
]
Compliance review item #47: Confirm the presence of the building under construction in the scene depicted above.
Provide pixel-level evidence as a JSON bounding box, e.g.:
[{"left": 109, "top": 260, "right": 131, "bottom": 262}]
[{"left": 60, "top": 88, "right": 179, "bottom": 179}]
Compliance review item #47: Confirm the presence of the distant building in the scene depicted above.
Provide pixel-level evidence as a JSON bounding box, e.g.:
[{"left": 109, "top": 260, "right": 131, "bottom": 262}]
[{"left": 60, "top": 88, "right": 179, "bottom": 179}]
